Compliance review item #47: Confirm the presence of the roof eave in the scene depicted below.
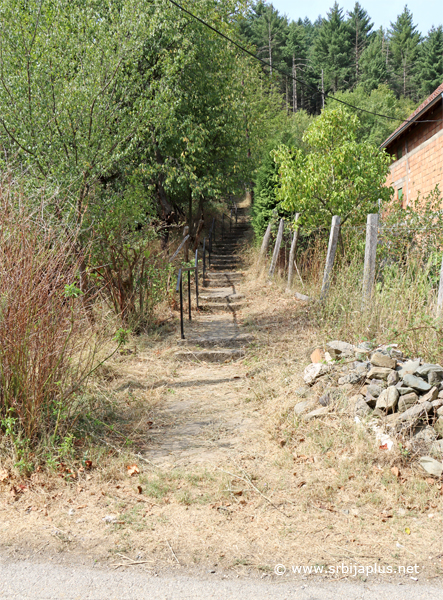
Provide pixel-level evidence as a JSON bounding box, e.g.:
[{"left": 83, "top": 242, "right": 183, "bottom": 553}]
[{"left": 380, "top": 93, "right": 443, "bottom": 150}]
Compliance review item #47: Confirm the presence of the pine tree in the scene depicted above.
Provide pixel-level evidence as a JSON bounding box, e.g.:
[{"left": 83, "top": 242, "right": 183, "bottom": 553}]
[
  {"left": 346, "top": 2, "right": 373, "bottom": 86},
  {"left": 248, "top": 1, "right": 288, "bottom": 77},
  {"left": 359, "top": 28, "right": 389, "bottom": 92},
  {"left": 313, "top": 2, "right": 352, "bottom": 94},
  {"left": 286, "top": 21, "right": 307, "bottom": 112},
  {"left": 388, "top": 7, "right": 421, "bottom": 98},
  {"left": 417, "top": 26, "right": 443, "bottom": 97}
]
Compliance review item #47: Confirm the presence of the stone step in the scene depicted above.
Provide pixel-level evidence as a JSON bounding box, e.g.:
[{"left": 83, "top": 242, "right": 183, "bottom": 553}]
[
  {"left": 177, "top": 333, "right": 254, "bottom": 348},
  {"left": 174, "top": 348, "right": 244, "bottom": 363},
  {"left": 199, "top": 292, "right": 245, "bottom": 303},
  {"left": 209, "top": 263, "right": 239, "bottom": 271},
  {"left": 209, "top": 254, "right": 240, "bottom": 259},
  {"left": 204, "top": 272, "right": 243, "bottom": 282},
  {"left": 200, "top": 302, "right": 244, "bottom": 312}
]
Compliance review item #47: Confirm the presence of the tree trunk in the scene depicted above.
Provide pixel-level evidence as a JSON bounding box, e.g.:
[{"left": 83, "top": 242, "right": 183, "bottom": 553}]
[
  {"left": 268, "top": 22, "right": 272, "bottom": 76},
  {"left": 293, "top": 56, "right": 297, "bottom": 113}
]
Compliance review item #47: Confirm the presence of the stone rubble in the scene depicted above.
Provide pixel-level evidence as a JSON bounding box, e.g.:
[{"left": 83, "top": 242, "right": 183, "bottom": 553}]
[{"left": 301, "top": 340, "right": 443, "bottom": 476}]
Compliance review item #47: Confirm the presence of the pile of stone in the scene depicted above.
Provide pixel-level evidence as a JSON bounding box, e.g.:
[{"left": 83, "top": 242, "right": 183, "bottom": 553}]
[{"left": 301, "top": 341, "right": 443, "bottom": 472}]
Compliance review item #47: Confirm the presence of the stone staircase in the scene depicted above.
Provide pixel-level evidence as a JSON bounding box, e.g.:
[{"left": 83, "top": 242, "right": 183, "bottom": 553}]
[{"left": 175, "top": 207, "right": 253, "bottom": 362}]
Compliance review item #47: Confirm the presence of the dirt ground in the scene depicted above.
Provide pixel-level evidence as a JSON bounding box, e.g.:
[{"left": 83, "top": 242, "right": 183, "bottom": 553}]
[{"left": 1, "top": 250, "right": 443, "bottom": 584}]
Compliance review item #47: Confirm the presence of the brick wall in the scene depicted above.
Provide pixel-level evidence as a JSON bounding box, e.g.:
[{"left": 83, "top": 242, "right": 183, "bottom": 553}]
[{"left": 385, "top": 103, "right": 443, "bottom": 207}]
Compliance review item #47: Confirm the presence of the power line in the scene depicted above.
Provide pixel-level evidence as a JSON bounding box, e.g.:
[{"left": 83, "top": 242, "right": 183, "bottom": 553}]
[{"left": 165, "top": 0, "right": 442, "bottom": 126}]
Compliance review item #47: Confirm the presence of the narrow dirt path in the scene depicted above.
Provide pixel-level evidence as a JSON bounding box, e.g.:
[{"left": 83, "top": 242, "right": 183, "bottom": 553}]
[{"left": 144, "top": 205, "right": 258, "bottom": 468}]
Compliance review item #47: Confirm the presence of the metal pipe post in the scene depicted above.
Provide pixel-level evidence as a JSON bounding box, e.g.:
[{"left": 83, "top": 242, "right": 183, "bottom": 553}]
[
  {"left": 176, "top": 269, "right": 184, "bottom": 339},
  {"left": 195, "top": 249, "right": 199, "bottom": 309},
  {"left": 187, "top": 269, "right": 192, "bottom": 321}
]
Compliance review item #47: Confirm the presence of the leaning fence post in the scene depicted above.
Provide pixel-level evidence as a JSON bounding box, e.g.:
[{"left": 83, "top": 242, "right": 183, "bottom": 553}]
[
  {"left": 320, "top": 215, "right": 341, "bottom": 300},
  {"left": 437, "top": 254, "right": 443, "bottom": 317},
  {"left": 258, "top": 222, "right": 272, "bottom": 266},
  {"left": 286, "top": 213, "right": 300, "bottom": 290},
  {"left": 269, "top": 218, "right": 284, "bottom": 278},
  {"left": 362, "top": 213, "right": 379, "bottom": 309}
]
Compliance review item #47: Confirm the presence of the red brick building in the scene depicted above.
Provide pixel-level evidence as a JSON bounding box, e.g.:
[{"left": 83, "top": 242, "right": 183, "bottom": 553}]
[{"left": 381, "top": 82, "right": 443, "bottom": 207}]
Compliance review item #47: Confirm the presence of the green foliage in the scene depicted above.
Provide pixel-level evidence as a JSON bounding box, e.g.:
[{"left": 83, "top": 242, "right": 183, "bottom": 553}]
[
  {"left": 359, "top": 28, "right": 389, "bottom": 92},
  {"left": 329, "top": 84, "right": 417, "bottom": 146},
  {"left": 345, "top": 2, "right": 374, "bottom": 86},
  {"left": 417, "top": 26, "right": 443, "bottom": 97},
  {"left": 273, "top": 106, "right": 392, "bottom": 231},
  {"left": 378, "top": 186, "right": 443, "bottom": 271},
  {"left": 388, "top": 7, "right": 422, "bottom": 98},
  {"left": 313, "top": 3, "right": 352, "bottom": 94},
  {"left": 251, "top": 110, "right": 313, "bottom": 237}
]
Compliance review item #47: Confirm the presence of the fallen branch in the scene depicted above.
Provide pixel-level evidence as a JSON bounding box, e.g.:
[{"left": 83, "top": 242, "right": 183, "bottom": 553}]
[
  {"left": 166, "top": 540, "right": 180, "bottom": 564},
  {"left": 218, "top": 468, "right": 290, "bottom": 518}
]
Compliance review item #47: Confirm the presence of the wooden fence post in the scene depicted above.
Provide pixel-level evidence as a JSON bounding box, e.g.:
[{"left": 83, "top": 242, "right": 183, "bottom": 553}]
[
  {"left": 320, "top": 215, "right": 340, "bottom": 300},
  {"left": 269, "top": 218, "right": 284, "bottom": 278},
  {"left": 258, "top": 222, "right": 272, "bottom": 266},
  {"left": 362, "top": 213, "right": 379, "bottom": 309},
  {"left": 437, "top": 253, "right": 443, "bottom": 317},
  {"left": 286, "top": 213, "right": 300, "bottom": 290},
  {"left": 183, "top": 225, "right": 189, "bottom": 262}
]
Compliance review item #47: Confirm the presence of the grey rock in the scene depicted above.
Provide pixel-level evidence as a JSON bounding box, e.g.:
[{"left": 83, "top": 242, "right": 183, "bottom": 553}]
[
  {"left": 438, "top": 390, "right": 443, "bottom": 399},
  {"left": 349, "top": 371, "right": 362, "bottom": 384},
  {"left": 418, "top": 456, "right": 443, "bottom": 477},
  {"left": 398, "top": 392, "right": 419, "bottom": 412},
  {"left": 303, "top": 407, "right": 329, "bottom": 421},
  {"left": 326, "top": 340, "right": 357, "bottom": 359},
  {"left": 370, "top": 352, "right": 397, "bottom": 369},
  {"left": 365, "top": 394, "right": 378, "bottom": 409},
  {"left": 376, "top": 386, "right": 399, "bottom": 412},
  {"left": 431, "top": 439, "right": 443, "bottom": 453},
  {"left": 354, "top": 361, "right": 370, "bottom": 375},
  {"left": 419, "top": 386, "right": 439, "bottom": 403},
  {"left": 385, "top": 412, "right": 402, "bottom": 427},
  {"left": 396, "top": 386, "right": 414, "bottom": 395},
  {"left": 438, "top": 406, "right": 443, "bottom": 417},
  {"left": 295, "top": 386, "right": 311, "bottom": 398},
  {"left": 367, "top": 384, "right": 382, "bottom": 398},
  {"left": 431, "top": 399, "right": 443, "bottom": 410},
  {"left": 367, "top": 367, "right": 393, "bottom": 380},
  {"left": 402, "top": 373, "right": 432, "bottom": 392},
  {"left": 415, "top": 363, "right": 443, "bottom": 385},
  {"left": 294, "top": 400, "right": 314, "bottom": 415},
  {"left": 390, "top": 349, "right": 403, "bottom": 359},
  {"left": 435, "top": 417, "right": 443, "bottom": 437},
  {"left": 303, "top": 363, "right": 329, "bottom": 385},
  {"left": 295, "top": 292, "right": 311, "bottom": 302},
  {"left": 372, "top": 407, "right": 384, "bottom": 418},
  {"left": 338, "top": 372, "right": 361, "bottom": 385},
  {"left": 413, "top": 425, "right": 437, "bottom": 444},
  {"left": 370, "top": 378, "right": 387, "bottom": 388},
  {"left": 387, "top": 370, "right": 400, "bottom": 386},
  {"left": 398, "top": 401, "right": 433, "bottom": 422},
  {"left": 398, "top": 359, "right": 421, "bottom": 378},
  {"left": 355, "top": 397, "right": 372, "bottom": 417},
  {"left": 358, "top": 342, "right": 373, "bottom": 351}
]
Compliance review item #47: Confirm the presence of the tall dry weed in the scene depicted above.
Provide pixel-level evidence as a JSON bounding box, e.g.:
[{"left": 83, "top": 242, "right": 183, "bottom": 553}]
[{"left": 0, "top": 185, "right": 101, "bottom": 450}]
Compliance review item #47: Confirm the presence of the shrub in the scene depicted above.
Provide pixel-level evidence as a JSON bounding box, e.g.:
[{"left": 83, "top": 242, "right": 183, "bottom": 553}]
[{"left": 0, "top": 182, "right": 105, "bottom": 456}]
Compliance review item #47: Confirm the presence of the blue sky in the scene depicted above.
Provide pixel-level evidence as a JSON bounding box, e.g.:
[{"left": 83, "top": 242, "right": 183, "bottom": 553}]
[{"left": 270, "top": 1, "right": 442, "bottom": 35}]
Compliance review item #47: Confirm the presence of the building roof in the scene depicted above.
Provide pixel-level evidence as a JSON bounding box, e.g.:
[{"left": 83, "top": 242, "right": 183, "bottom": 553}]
[{"left": 380, "top": 81, "right": 443, "bottom": 149}]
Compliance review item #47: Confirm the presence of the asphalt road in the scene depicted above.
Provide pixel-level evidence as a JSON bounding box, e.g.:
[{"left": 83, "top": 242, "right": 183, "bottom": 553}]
[{"left": 0, "top": 558, "right": 442, "bottom": 600}]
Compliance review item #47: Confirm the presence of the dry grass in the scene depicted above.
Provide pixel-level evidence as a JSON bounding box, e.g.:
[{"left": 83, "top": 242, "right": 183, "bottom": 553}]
[{"left": 1, "top": 207, "right": 443, "bottom": 580}]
